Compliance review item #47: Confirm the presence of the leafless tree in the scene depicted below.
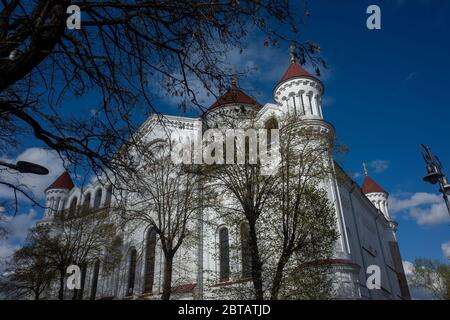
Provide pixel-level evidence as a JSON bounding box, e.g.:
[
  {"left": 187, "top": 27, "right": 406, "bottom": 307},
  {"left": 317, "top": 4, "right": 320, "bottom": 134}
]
[
  {"left": 26, "top": 206, "right": 119, "bottom": 300},
  {"left": 202, "top": 115, "right": 338, "bottom": 299},
  {"left": 0, "top": 234, "right": 55, "bottom": 300},
  {"left": 0, "top": 0, "right": 324, "bottom": 210},
  {"left": 116, "top": 138, "right": 210, "bottom": 300}
]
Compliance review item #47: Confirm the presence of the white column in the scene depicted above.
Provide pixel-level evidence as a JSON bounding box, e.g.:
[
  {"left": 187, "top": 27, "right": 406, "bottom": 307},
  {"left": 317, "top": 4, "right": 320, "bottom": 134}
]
[
  {"left": 282, "top": 97, "right": 288, "bottom": 115},
  {"left": 49, "top": 198, "right": 55, "bottom": 216},
  {"left": 312, "top": 94, "right": 319, "bottom": 116},
  {"left": 60, "top": 199, "right": 66, "bottom": 211}
]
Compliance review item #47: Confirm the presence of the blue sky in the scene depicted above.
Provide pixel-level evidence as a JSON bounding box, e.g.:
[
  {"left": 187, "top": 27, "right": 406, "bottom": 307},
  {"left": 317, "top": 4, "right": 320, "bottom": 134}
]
[
  {"left": 1, "top": 0, "right": 449, "bottom": 283},
  {"left": 301, "top": 0, "right": 450, "bottom": 264}
]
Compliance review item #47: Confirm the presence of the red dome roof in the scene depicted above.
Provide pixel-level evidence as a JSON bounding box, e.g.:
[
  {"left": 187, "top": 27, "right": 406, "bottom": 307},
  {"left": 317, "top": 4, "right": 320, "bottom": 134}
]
[
  {"left": 46, "top": 171, "right": 74, "bottom": 191},
  {"left": 279, "top": 62, "right": 315, "bottom": 83},
  {"left": 208, "top": 86, "right": 260, "bottom": 111},
  {"left": 361, "top": 175, "right": 386, "bottom": 194}
]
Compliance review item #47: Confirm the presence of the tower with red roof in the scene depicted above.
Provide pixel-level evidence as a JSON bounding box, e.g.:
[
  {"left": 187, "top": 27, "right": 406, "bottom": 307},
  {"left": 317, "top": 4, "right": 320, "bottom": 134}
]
[
  {"left": 273, "top": 52, "right": 324, "bottom": 120},
  {"left": 272, "top": 53, "right": 365, "bottom": 298},
  {"left": 201, "top": 71, "right": 261, "bottom": 131},
  {"left": 39, "top": 171, "right": 75, "bottom": 225},
  {"left": 361, "top": 163, "right": 391, "bottom": 220}
]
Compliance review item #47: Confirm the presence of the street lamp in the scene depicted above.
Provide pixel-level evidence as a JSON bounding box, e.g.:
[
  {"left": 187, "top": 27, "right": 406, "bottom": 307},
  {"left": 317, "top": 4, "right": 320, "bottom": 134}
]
[
  {"left": 420, "top": 144, "right": 450, "bottom": 216},
  {"left": 0, "top": 160, "right": 49, "bottom": 175}
]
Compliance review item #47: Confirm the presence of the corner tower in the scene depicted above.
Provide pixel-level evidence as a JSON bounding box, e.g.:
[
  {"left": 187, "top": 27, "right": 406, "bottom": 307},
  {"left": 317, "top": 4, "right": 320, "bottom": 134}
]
[
  {"left": 39, "top": 171, "right": 74, "bottom": 226},
  {"left": 273, "top": 55, "right": 324, "bottom": 119},
  {"left": 274, "top": 55, "right": 360, "bottom": 298},
  {"left": 361, "top": 163, "right": 391, "bottom": 220}
]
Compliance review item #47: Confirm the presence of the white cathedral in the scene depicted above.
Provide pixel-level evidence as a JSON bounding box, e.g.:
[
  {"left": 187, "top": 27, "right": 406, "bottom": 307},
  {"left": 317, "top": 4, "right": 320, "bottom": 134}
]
[{"left": 38, "top": 57, "right": 411, "bottom": 300}]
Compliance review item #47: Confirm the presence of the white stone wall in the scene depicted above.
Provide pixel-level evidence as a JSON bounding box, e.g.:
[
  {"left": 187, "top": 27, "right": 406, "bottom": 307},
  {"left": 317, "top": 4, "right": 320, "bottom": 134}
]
[
  {"left": 41, "top": 97, "right": 406, "bottom": 300},
  {"left": 338, "top": 179, "right": 404, "bottom": 300}
]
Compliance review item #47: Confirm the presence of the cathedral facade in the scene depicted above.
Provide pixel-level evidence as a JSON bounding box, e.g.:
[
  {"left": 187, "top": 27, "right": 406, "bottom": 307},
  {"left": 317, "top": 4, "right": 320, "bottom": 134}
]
[{"left": 38, "top": 58, "right": 411, "bottom": 300}]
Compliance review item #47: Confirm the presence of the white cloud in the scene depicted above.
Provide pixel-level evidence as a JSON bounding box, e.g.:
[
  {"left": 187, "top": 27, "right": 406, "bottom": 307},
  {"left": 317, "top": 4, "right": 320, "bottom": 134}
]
[
  {"left": 405, "top": 72, "right": 418, "bottom": 81},
  {"left": 353, "top": 159, "right": 390, "bottom": 181},
  {"left": 369, "top": 160, "right": 389, "bottom": 174},
  {"left": 0, "top": 148, "right": 66, "bottom": 202},
  {"left": 352, "top": 172, "right": 361, "bottom": 179},
  {"left": 409, "top": 203, "right": 450, "bottom": 225},
  {"left": 441, "top": 241, "right": 450, "bottom": 258},
  {"left": 390, "top": 192, "right": 442, "bottom": 212},
  {"left": 390, "top": 192, "right": 450, "bottom": 225},
  {"left": 1, "top": 208, "right": 38, "bottom": 243},
  {"left": 0, "top": 241, "right": 18, "bottom": 260},
  {"left": 0, "top": 207, "right": 38, "bottom": 275}
]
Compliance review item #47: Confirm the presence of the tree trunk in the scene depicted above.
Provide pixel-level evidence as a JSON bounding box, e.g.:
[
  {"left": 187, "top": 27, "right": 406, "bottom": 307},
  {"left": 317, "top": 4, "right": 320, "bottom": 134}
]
[
  {"left": 248, "top": 221, "right": 264, "bottom": 300},
  {"left": 34, "top": 289, "right": 40, "bottom": 300},
  {"left": 270, "top": 252, "right": 290, "bottom": 300},
  {"left": 161, "top": 255, "right": 173, "bottom": 300},
  {"left": 58, "top": 269, "right": 65, "bottom": 300}
]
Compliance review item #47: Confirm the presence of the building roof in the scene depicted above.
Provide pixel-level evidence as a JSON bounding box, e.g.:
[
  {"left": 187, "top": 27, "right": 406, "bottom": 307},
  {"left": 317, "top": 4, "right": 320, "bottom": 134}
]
[
  {"left": 46, "top": 171, "right": 74, "bottom": 191},
  {"left": 208, "top": 85, "right": 260, "bottom": 111},
  {"left": 361, "top": 175, "right": 386, "bottom": 194},
  {"left": 279, "top": 62, "right": 316, "bottom": 83}
]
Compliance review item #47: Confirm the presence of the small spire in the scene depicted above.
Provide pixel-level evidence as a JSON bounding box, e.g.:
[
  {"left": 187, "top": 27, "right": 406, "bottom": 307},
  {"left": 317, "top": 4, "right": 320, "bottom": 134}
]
[
  {"left": 231, "top": 64, "right": 237, "bottom": 87},
  {"left": 289, "top": 44, "right": 296, "bottom": 64},
  {"left": 363, "top": 162, "right": 369, "bottom": 177}
]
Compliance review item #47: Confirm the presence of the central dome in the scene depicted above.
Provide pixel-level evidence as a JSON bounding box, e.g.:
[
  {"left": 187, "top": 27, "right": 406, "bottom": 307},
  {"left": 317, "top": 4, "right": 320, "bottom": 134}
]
[{"left": 207, "top": 85, "right": 260, "bottom": 112}]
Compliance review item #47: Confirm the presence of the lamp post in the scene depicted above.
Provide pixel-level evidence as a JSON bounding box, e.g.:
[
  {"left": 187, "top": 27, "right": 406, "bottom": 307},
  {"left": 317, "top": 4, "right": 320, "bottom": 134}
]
[
  {"left": 0, "top": 160, "right": 49, "bottom": 175},
  {"left": 420, "top": 144, "right": 450, "bottom": 216}
]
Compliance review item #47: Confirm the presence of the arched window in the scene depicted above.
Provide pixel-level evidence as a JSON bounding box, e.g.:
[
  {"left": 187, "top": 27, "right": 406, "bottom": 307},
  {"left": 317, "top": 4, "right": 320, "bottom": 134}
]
[
  {"left": 143, "top": 228, "right": 157, "bottom": 293},
  {"left": 83, "top": 193, "right": 91, "bottom": 209},
  {"left": 265, "top": 118, "right": 279, "bottom": 152},
  {"left": 240, "top": 222, "right": 252, "bottom": 278},
  {"left": 93, "top": 189, "right": 102, "bottom": 209},
  {"left": 308, "top": 92, "right": 313, "bottom": 115},
  {"left": 299, "top": 91, "right": 306, "bottom": 115},
  {"left": 47, "top": 197, "right": 54, "bottom": 216},
  {"left": 127, "top": 248, "right": 137, "bottom": 296},
  {"left": 104, "top": 185, "right": 112, "bottom": 207},
  {"left": 90, "top": 260, "right": 100, "bottom": 300},
  {"left": 69, "top": 197, "right": 78, "bottom": 216},
  {"left": 54, "top": 198, "right": 60, "bottom": 213},
  {"left": 219, "top": 227, "right": 230, "bottom": 282}
]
